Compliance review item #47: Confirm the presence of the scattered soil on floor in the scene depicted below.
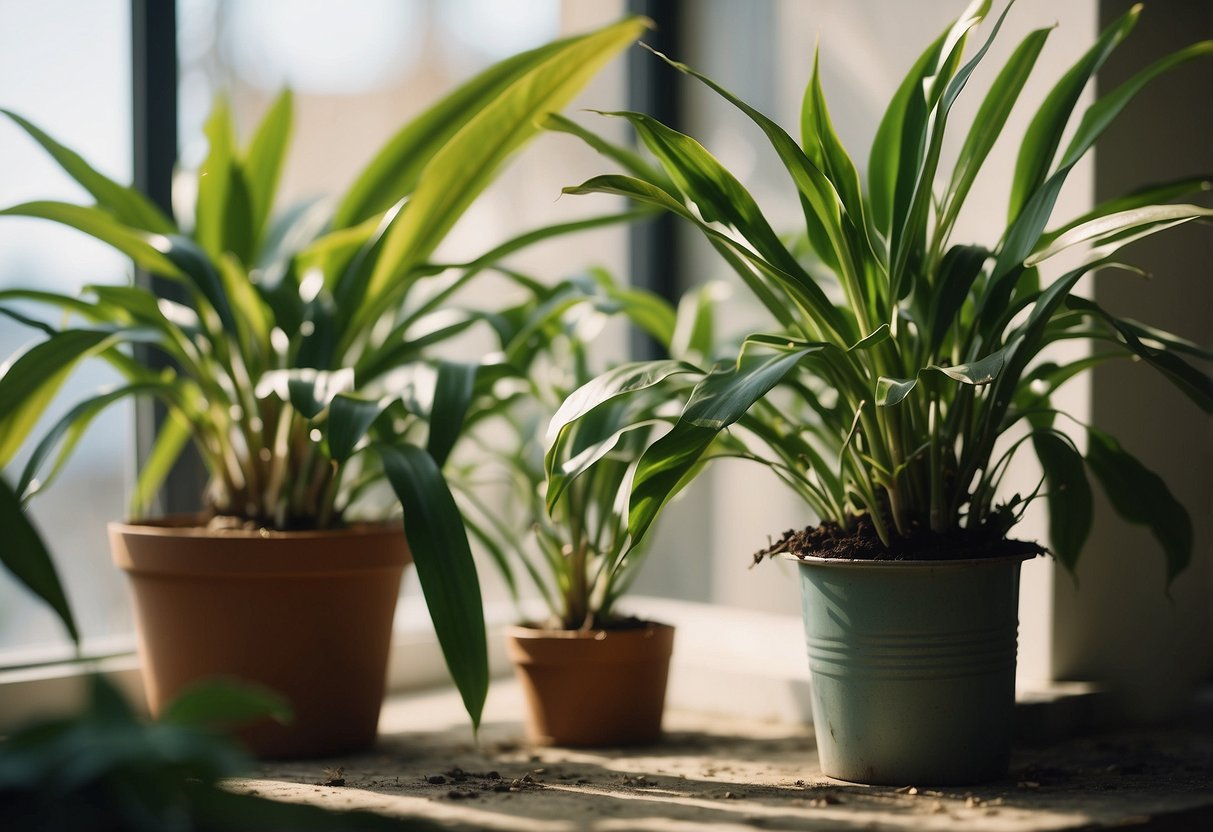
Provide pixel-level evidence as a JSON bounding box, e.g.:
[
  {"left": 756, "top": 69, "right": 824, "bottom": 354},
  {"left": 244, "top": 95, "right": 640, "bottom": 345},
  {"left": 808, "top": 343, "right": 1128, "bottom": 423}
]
[{"left": 754, "top": 516, "right": 1046, "bottom": 563}]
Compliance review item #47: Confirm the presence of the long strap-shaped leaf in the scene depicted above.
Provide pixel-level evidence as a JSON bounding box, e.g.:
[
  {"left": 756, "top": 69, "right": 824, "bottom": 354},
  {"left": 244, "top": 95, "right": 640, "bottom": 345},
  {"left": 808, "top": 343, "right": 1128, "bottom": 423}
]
[
  {"left": 1085, "top": 427, "right": 1191, "bottom": 585},
  {"left": 0, "top": 476, "right": 79, "bottom": 644},
  {"left": 985, "top": 36, "right": 1213, "bottom": 324},
  {"left": 1, "top": 109, "right": 176, "bottom": 234},
  {"left": 333, "top": 24, "right": 643, "bottom": 230},
  {"left": 0, "top": 329, "right": 121, "bottom": 466},
  {"left": 353, "top": 17, "right": 648, "bottom": 329},
  {"left": 628, "top": 346, "right": 817, "bottom": 544},
  {"left": 376, "top": 442, "right": 487, "bottom": 731}
]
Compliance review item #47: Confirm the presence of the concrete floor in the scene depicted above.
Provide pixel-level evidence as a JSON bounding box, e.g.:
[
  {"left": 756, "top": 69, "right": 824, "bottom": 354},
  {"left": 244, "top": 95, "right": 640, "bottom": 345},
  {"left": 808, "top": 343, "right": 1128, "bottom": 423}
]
[{"left": 228, "top": 680, "right": 1213, "bottom": 831}]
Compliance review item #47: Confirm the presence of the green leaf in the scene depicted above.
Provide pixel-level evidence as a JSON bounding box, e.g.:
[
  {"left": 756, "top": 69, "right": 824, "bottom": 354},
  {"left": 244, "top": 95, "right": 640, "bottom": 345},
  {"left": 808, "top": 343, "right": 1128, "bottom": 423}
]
[
  {"left": 256, "top": 368, "right": 355, "bottom": 418},
  {"left": 1, "top": 109, "right": 175, "bottom": 234},
  {"left": 195, "top": 97, "right": 256, "bottom": 264},
  {"left": 869, "top": 30, "right": 946, "bottom": 236},
  {"left": 160, "top": 678, "right": 293, "bottom": 728},
  {"left": 18, "top": 382, "right": 170, "bottom": 500},
  {"left": 546, "top": 359, "right": 698, "bottom": 447},
  {"left": 243, "top": 89, "right": 294, "bottom": 256},
  {"left": 1032, "top": 431, "right": 1093, "bottom": 571},
  {"left": 876, "top": 340, "right": 1015, "bottom": 407},
  {"left": 637, "top": 47, "right": 856, "bottom": 341},
  {"left": 930, "top": 244, "right": 989, "bottom": 352},
  {"left": 332, "top": 20, "right": 649, "bottom": 230},
  {"left": 1065, "top": 296, "right": 1213, "bottom": 413},
  {"left": 941, "top": 26, "right": 1051, "bottom": 237},
  {"left": 130, "top": 406, "right": 193, "bottom": 517},
  {"left": 326, "top": 393, "right": 384, "bottom": 463},
  {"left": 0, "top": 476, "right": 78, "bottom": 643},
  {"left": 671, "top": 282, "right": 724, "bottom": 363},
  {"left": 357, "top": 17, "right": 647, "bottom": 316},
  {"left": 629, "top": 347, "right": 816, "bottom": 544},
  {"left": 377, "top": 443, "right": 486, "bottom": 730},
  {"left": 1085, "top": 428, "right": 1191, "bottom": 584},
  {"left": 0, "top": 329, "right": 118, "bottom": 466},
  {"left": 1009, "top": 4, "right": 1140, "bottom": 222},
  {"left": 600, "top": 110, "right": 801, "bottom": 276},
  {"left": 1037, "top": 175, "right": 1213, "bottom": 251},
  {"left": 0, "top": 202, "right": 184, "bottom": 278},
  {"left": 544, "top": 112, "right": 674, "bottom": 191},
  {"left": 565, "top": 173, "right": 842, "bottom": 337},
  {"left": 427, "top": 361, "right": 478, "bottom": 468},
  {"left": 1027, "top": 203, "right": 1213, "bottom": 266}
]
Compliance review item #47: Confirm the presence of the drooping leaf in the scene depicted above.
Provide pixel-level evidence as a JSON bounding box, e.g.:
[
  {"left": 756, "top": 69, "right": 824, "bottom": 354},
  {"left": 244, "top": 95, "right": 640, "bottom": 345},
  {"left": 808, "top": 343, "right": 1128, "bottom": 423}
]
[
  {"left": 629, "top": 346, "right": 816, "bottom": 543},
  {"left": 18, "top": 382, "right": 171, "bottom": 500},
  {"left": 0, "top": 329, "right": 121, "bottom": 466},
  {"left": 377, "top": 442, "right": 487, "bottom": 730},
  {"left": 0, "top": 476, "right": 78, "bottom": 643},
  {"left": 1027, "top": 203, "right": 1213, "bottom": 266},
  {"left": 1, "top": 109, "right": 175, "bottom": 234},
  {"left": 0, "top": 202, "right": 183, "bottom": 278},
  {"left": 1085, "top": 428, "right": 1192, "bottom": 584},
  {"left": 544, "top": 112, "right": 674, "bottom": 191},
  {"left": 1037, "top": 174, "right": 1213, "bottom": 252},
  {"left": 1065, "top": 295, "right": 1213, "bottom": 413},
  {"left": 1032, "top": 430, "right": 1093, "bottom": 571}
]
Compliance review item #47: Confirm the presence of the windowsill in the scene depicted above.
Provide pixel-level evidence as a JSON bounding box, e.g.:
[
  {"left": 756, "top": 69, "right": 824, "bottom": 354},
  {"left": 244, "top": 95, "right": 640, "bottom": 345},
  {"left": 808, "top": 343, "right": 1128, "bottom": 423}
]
[
  {"left": 0, "top": 596, "right": 1107, "bottom": 737},
  {"left": 227, "top": 678, "right": 1213, "bottom": 832}
]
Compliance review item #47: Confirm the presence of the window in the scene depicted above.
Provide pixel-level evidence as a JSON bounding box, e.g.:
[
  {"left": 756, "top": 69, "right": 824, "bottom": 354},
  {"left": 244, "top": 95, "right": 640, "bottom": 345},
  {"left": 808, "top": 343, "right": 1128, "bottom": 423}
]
[{"left": 0, "top": 0, "right": 135, "bottom": 660}]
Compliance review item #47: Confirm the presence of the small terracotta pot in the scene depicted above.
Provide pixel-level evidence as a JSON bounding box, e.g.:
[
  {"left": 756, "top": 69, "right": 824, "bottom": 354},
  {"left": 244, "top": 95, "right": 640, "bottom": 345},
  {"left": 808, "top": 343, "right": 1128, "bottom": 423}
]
[
  {"left": 505, "top": 622, "right": 674, "bottom": 747},
  {"left": 110, "top": 517, "right": 410, "bottom": 759}
]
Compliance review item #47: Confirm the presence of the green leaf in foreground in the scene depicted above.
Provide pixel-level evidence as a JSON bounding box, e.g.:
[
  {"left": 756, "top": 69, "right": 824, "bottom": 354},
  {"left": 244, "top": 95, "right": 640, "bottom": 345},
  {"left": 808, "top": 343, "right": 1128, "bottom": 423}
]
[
  {"left": 0, "top": 477, "right": 78, "bottom": 643},
  {"left": 377, "top": 443, "right": 487, "bottom": 730}
]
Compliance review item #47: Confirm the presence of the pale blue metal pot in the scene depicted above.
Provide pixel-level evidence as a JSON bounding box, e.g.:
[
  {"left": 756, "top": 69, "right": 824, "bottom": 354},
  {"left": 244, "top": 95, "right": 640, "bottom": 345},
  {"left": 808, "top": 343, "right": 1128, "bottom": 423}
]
[{"left": 792, "top": 553, "right": 1031, "bottom": 785}]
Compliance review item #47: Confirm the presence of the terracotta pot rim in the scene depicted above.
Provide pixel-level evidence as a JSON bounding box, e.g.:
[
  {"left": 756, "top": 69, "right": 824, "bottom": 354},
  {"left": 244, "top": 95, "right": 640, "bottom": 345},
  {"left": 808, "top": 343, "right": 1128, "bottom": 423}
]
[
  {"left": 505, "top": 621, "right": 674, "bottom": 640},
  {"left": 110, "top": 515, "right": 411, "bottom": 577},
  {"left": 109, "top": 513, "right": 403, "bottom": 541},
  {"left": 782, "top": 551, "right": 1038, "bottom": 570}
]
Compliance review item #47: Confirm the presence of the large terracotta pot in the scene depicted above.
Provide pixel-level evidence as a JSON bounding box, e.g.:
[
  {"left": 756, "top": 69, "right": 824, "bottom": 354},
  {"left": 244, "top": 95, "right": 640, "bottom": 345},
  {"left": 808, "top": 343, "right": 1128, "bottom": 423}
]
[
  {"left": 109, "top": 517, "right": 410, "bottom": 759},
  {"left": 505, "top": 622, "right": 674, "bottom": 747}
]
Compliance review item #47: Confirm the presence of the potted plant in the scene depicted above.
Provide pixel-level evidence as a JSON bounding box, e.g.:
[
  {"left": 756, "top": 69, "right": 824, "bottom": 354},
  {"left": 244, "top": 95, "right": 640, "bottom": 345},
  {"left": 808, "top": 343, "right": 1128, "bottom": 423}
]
[
  {"left": 0, "top": 16, "right": 648, "bottom": 757},
  {"left": 545, "top": 1, "right": 1212, "bottom": 783},
  {"left": 452, "top": 268, "right": 722, "bottom": 746}
]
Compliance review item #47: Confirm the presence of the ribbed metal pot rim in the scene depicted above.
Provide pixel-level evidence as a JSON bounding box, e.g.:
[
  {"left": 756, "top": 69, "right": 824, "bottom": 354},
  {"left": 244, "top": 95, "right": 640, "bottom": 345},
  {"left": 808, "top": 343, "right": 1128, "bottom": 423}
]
[{"left": 781, "top": 551, "right": 1039, "bottom": 569}]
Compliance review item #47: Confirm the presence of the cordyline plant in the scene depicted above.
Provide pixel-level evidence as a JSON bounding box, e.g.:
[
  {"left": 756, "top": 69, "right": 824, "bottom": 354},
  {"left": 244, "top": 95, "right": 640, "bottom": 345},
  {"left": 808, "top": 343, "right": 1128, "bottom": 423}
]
[
  {"left": 0, "top": 16, "right": 649, "bottom": 729},
  {"left": 546, "top": 1, "right": 1213, "bottom": 581},
  {"left": 452, "top": 268, "right": 720, "bottom": 630}
]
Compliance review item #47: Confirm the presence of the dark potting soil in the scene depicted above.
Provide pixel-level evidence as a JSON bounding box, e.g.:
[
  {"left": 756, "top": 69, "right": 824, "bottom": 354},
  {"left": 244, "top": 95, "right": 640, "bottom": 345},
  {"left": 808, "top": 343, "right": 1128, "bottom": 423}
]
[
  {"left": 753, "top": 516, "right": 1046, "bottom": 564},
  {"left": 522, "top": 615, "right": 658, "bottom": 633}
]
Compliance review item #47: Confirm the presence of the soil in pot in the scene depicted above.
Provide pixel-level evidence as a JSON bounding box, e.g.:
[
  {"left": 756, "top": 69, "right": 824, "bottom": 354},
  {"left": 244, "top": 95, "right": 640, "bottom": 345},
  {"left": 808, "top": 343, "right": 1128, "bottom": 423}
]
[
  {"left": 754, "top": 515, "right": 1045, "bottom": 563},
  {"left": 505, "top": 620, "right": 674, "bottom": 748},
  {"left": 110, "top": 517, "right": 410, "bottom": 759}
]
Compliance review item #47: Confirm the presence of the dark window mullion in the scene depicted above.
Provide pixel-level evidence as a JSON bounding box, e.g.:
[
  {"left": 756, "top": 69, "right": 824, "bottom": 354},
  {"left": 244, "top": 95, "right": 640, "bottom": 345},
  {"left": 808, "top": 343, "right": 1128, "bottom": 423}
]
[
  {"left": 131, "top": 0, "right": 205, "bottom": 516},
  {"left": 626, "top": 0, "right": 685, "bottom": 360}
]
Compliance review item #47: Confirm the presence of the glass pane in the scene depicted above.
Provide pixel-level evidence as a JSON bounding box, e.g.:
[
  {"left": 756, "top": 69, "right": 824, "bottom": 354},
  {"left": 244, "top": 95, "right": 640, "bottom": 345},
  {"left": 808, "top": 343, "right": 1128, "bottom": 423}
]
[{"left": 0, "top": 0, "right": 134, "bottom": 657}]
